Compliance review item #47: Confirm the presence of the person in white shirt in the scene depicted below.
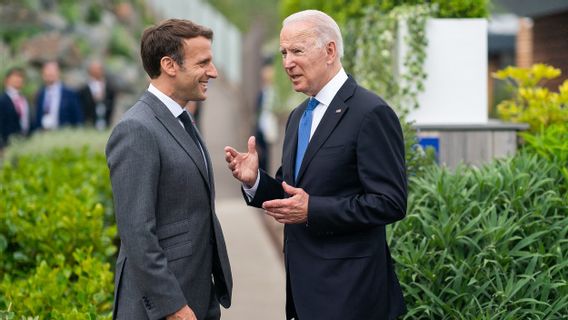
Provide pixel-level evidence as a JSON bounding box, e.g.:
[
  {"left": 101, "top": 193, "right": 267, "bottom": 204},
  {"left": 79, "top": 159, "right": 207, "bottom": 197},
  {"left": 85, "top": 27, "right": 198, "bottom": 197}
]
[
  {"left": 34, "top": 61, "right": 83, "bottom": 130},
  {"left": 79, "top": 60, "right": 116, "bottom": 130}
]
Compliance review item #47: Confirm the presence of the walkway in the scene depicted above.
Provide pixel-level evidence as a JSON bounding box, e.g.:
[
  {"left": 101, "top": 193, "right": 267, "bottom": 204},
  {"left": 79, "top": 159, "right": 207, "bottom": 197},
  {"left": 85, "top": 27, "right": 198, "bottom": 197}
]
[{"left": 201, "top": 78, "right": 286, "bottom": 320}]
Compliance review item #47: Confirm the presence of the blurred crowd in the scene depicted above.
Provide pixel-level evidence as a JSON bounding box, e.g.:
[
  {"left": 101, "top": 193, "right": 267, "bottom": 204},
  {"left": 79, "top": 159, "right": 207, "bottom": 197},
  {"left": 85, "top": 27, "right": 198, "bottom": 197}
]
[{"left": 0, "top": 60, "right": 116, "bottom": 151}]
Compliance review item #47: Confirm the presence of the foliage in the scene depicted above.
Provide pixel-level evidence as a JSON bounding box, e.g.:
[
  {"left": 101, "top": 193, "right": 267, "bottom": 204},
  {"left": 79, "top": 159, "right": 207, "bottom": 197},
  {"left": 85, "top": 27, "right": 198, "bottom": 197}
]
[
  {"left": 493, "top": 64, "right": 568, "bottom": 133},
  {"left": 521, "top": 123, "right": 568, "bottom": 191},
  {"left": 1, "top": 249, "right": 113, "bottom": 319},
  {"left": 280, "top": 0, "right": 490, "bottom": 24},
  {"left": 0, "top": 146, "right": 115, "bottom": 317},
  {"left": 3, "top": 129, "right": 110, "bottom": 160},
  {"left": 109, "top": 25, "right": 135, "bottom": 60},
  {"left": 391, "top": 152, "right": 568, "bottom": 319},
  {"left": 206, "top": 0, "right": 281, "bottom": 33},
  {"left": 402, "top": 121, "right": 437, "bottom": 179},
  {"left": 345, "top": 4, "right": 434, "bottom": 117}
]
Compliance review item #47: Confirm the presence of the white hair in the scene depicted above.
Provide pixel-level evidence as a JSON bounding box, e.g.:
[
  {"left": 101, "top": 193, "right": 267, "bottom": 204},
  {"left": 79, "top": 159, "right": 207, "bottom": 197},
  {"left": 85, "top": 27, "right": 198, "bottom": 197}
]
[{"left": 283, "top": 10, "right": 344, "bottom": 58}]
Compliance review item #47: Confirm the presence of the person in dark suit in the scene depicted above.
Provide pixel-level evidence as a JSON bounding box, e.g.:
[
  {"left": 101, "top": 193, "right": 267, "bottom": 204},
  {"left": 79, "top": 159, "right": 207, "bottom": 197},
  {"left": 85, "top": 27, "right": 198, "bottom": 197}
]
[
  {"left": 79, "top": 60, "right": 116, "bottom": 130},
  {"left": 224, "top": 10, "right": 407, "bottom": 320},
  {"left": 106, "top": 19, "right": 232, "bottom": 320},
  {"left": 34, "top": 61, "right": 83, "bottom": 130},
  {"left": 0, "top": 67, "right": 31, "bottom": 149}
]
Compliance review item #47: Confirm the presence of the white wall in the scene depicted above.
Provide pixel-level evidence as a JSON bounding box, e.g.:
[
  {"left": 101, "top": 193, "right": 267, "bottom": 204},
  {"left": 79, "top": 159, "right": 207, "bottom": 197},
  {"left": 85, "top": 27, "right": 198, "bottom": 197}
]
[{"left": 400, "top": 19, "right": 488, "bottom": 124}]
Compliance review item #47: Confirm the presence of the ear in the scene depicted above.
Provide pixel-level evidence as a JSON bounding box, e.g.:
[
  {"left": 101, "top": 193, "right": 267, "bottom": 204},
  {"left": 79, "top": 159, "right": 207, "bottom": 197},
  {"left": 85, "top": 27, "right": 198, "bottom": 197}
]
[
  {"left": 325, "top": 41, "right": 337, "bottom": 65},
  {"left": 160, "top": 56, "right": 177, "bottom": 77}
]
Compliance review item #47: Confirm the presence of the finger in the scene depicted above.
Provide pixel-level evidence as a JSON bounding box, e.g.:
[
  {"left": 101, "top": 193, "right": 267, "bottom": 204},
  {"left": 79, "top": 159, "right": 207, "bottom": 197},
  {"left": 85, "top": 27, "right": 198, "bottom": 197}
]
[
  {"left": 282, "top": 181, "right": 301, "bottom": 195},
  {"left": 224, "top": 146, "right": 240, "bottom": 157},
  {"left": 262, "top": 199, "right": 288, "bottom": 210},
  {"left": 247, "top": 136, "right": 256, "bottom": 154},
  {"left": 225, "top": 152, "right": 234, "bottom": 163}
]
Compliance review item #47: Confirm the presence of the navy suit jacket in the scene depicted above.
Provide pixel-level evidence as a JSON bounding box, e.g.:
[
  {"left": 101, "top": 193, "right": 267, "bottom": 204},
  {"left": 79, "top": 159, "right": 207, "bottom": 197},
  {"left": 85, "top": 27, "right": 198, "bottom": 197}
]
[
  {"left": 35, "top": 85, "right": 83, "bottom": 129},
  {"left": 246, "top": 76, "right": 407, "bottom": 320},
  {"left": 0, "top": 92, "right": 25, "bottom": 147}
]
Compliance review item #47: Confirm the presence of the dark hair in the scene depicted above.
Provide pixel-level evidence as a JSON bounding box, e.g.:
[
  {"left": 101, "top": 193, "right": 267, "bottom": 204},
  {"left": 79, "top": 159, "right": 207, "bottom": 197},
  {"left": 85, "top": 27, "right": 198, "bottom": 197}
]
[
  {"left": 4, "top": 67, "right": 25, "bottom": 80},
  {"left": 140, "top": 19, "right": 213, "bottom": 79}
]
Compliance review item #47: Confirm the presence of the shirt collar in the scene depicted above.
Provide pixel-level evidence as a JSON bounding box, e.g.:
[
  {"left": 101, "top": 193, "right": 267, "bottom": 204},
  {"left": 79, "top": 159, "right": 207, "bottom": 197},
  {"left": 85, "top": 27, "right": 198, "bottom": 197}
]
[
  {"left": 313, "top": 68, "right": 348, "bottom": 107},
  {"left": 5, "top": 86, "right": 20, "bottom": 98},
  {"left": 147, "top": 83, "right": 185, "bottom": 118},
  {"left": 46, "top": 81, "right": 62, "bottom": 92}
]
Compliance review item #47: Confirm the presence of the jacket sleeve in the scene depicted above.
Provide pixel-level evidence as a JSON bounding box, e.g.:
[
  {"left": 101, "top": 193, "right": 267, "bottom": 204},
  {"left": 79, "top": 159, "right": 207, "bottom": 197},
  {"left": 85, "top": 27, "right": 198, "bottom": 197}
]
[
  {"left": 106, "top": 119, "right": 187, "bottom": 319},
  {"left": 307, "top": 104, "right": 408, "bottom": 234}
]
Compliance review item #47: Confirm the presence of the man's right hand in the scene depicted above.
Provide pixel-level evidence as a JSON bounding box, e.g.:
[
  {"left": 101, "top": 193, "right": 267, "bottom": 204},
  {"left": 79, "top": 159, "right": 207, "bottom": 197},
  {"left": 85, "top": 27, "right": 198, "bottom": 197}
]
[
  {"left": 224, "top": 136, "right": 259, "bottom": 187},
  {"left": 166, "top": 305, "right": 197, "bottom": 320}
]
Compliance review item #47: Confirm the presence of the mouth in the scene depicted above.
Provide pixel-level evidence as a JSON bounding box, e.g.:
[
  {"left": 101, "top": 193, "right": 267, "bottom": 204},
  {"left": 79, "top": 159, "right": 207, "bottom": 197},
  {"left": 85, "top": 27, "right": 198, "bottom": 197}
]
[
  {"left": 289, "top": 74, "right": 302, "bottom": 82},
  {"left": 199, "top": 81, "right": 208, "bottom": 91}
]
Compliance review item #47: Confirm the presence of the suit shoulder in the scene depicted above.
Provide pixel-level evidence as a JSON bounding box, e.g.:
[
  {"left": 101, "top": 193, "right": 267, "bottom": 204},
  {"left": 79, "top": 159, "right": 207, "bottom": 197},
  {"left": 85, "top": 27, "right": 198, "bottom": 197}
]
[{"left": 351, "top": 85, "right": 397, "bottom": 116}]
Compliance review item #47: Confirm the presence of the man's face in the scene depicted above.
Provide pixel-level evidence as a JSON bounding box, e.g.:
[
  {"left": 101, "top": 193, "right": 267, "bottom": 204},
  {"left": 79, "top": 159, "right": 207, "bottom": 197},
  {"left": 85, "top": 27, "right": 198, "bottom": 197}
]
[
  {"left": 6, "top": 72, "right": 24, "bottom": 90},
  {"left": 280, "top": 22, "right": 329, "bottom": 97},
  {"left": 174, "top": 36, "right": 218, "bottom": 102},
  {"left": 42, "top": 63, "right": 60, "bottom": 85}
]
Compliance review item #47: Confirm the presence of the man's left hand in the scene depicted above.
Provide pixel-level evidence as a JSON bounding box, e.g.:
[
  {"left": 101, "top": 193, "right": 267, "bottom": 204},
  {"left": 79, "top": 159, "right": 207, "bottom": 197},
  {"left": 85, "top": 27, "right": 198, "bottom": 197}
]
[{"left": 262, "top": 182, "right": 309, "bottom": 224}]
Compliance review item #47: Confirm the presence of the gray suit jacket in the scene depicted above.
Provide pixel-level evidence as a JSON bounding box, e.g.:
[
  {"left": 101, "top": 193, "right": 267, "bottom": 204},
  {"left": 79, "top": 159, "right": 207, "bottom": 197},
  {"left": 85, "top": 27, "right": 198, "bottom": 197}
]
[{"left": 106, "top": 91, "right": 232, "bottom": 320}]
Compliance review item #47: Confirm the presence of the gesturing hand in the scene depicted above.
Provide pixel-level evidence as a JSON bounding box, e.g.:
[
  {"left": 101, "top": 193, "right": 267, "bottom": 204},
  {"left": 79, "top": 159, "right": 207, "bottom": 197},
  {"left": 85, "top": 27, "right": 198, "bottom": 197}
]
[
  {"left": 224, "top": 136, "right": 259, "bottom": 187},
  {"left": 262, "top": 182, "right": 309, "bottom": 224}
]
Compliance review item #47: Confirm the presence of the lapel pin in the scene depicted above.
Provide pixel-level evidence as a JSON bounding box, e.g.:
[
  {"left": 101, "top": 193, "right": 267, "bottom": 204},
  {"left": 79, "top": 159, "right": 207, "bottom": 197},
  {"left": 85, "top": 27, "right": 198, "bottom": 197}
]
[{"left": 336, "top": 108, "right": 342, "bottom": 113}]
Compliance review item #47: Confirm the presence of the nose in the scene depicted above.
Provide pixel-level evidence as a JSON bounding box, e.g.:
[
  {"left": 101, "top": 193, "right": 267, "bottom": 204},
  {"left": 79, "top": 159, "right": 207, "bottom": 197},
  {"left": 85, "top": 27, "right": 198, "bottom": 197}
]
[
  {"left": 282, "top": 54, "right": 295, "bottom": 70},
  {"left": 207, "top": 63, "right": 218, "bottom": 79}
]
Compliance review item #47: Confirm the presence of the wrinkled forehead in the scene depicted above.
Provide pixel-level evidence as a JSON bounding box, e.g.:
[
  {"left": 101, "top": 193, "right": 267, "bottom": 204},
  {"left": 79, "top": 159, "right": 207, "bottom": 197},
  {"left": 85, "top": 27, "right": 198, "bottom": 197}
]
[{"left": 280, "top": 22, "right": 318, "bottom": 48}]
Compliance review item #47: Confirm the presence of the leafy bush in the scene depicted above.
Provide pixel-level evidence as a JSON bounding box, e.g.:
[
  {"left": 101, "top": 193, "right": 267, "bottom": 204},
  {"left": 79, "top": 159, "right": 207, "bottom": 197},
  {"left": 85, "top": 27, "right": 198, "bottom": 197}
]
[
  {"left": 280, "top": 0, "right": 490, "bottom": 23},
  {"left": 391, "top": 153, "right": 568, "bottom": 318},
  {"left": 493, "top": 64, "right": 568, "bottom": 133},
  {"left": 521, "top": 123, "right": 568, "bottom": 193},
  {"left": 0, "top": 147, "right": 115, "bottom": 317},
  {"left": 3, "top": 129, "right": 110, "bottom": 160}
]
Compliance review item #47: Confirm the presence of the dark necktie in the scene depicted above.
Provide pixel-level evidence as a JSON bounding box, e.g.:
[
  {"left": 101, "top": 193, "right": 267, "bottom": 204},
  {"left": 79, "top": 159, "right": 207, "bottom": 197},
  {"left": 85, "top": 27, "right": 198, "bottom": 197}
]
[
  {"left": 178, "top": 111, "right": 200, "bottom": 147},
  {"left": 295, "top": 97, "right": 319, "bottom": 180}
]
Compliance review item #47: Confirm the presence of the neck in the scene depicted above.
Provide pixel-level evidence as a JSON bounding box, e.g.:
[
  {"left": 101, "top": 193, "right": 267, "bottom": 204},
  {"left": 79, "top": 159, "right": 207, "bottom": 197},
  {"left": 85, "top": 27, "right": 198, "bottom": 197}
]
[{"left": 151, "top": 79, "right": 185, "bottom": 106}]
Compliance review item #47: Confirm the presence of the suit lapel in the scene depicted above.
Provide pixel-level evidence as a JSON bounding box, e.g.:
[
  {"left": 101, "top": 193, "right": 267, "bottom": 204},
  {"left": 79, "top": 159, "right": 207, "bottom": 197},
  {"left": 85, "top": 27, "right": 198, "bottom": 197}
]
[
  {"left": 140, "top": 92, "right": 211, "bottom": 191},
  {"left": 296, "top": 77, "right": 357, "bottom": 183},
  {"left": 194, "top": 124, "right": 215, "bottom": 198}
]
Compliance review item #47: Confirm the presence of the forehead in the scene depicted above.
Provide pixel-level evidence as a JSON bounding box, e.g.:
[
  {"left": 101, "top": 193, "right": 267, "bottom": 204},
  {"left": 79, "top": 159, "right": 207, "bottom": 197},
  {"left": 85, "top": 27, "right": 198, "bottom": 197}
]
[
  {"left": 280, "top": 22, "right": 316, "bottom": 46},
  {"left": 183, "top": 36, "right": 212, "bottom": 56}
]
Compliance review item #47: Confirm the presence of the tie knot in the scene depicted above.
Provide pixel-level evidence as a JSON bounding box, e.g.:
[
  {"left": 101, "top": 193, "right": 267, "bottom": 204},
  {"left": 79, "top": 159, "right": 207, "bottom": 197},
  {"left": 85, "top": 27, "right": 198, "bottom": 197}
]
[{"left": 307, "top": 97, "right": 319, "bottom": 111}]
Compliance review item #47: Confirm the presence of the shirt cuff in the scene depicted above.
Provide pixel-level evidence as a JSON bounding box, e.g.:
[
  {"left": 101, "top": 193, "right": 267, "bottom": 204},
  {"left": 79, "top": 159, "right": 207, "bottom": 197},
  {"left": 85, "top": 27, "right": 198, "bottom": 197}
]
[{"left": 242, "top": 171, "right": 260, "bottom": 201}]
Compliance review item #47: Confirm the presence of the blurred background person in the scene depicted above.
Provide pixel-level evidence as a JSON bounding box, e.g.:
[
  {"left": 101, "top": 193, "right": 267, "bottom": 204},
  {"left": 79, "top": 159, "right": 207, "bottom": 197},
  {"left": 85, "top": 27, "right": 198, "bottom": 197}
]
[
  {"left": 79, "top": 60, "right": 116, "bottom": 130},
  {"left": 0, "top": 67, "right": 31, "bottom": 149},
  {"left": 254, "top": 57, "right": 278, "bottom": 173},
  {"left": 34, "top": 61, "right": 83, "bottom": 130}
]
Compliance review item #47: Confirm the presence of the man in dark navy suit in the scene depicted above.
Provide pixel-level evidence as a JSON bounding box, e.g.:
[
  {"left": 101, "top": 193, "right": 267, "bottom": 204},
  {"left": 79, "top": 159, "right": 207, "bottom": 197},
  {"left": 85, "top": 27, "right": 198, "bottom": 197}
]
[
  {"left": 225, "top": 9, "right": 407, "bottom": 320},
  {"left": 0, "top": 67, "right": 31, "bottom": 149},
  {"left": 34, "top": 61, "right": 83, "bottom": 130}
]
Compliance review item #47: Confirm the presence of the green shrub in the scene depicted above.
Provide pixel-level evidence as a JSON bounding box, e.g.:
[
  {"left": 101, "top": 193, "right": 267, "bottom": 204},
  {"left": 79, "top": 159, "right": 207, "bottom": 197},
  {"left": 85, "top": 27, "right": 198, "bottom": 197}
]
[
  {"left": 521, "top": 123, "right": 568, "bottom": 195},
  {"left": 0, "top": 147, "right": 115, "bottom": 317},
  {"left": 493, "top": 64, "right": 568, "bottom": 133},
  {"left": 2, "top": 129, "right": 110, "bottom": 161},
  {"left": 0, "top": 248, "right": 113, "bottom": 319},
  {"left": 280, "top": 0, "right": 490, "bottom": 23},
  {"left": 391, "top": 153, "right": 568, "bottom": 318}
]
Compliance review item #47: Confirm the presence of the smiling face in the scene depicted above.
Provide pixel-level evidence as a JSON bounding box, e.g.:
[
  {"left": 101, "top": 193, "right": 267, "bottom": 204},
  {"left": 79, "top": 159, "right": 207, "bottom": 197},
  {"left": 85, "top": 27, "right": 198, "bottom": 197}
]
[
  {"left": 280, "top": 21, "right": 337, "bottom": 97},
  {"left": 173, "top": 36, "right": 218, "bottom": 102}
]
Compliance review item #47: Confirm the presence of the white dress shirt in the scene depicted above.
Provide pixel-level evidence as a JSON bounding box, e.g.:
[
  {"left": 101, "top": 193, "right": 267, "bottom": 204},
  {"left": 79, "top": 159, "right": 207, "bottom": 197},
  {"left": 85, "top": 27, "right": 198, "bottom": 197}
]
[
  {"left": 41, "top": 82, "right": 62, "bottom": 129},
  {"left": 244, "top": 68, "right": 349, "bottom": 197}
]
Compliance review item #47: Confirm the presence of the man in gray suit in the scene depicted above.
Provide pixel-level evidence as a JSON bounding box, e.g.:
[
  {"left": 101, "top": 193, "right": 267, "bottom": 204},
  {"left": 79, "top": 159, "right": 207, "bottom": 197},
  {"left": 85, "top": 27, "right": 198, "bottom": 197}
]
[{"left": 106, "top": 19, "right": 232, "bottom": 320}]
